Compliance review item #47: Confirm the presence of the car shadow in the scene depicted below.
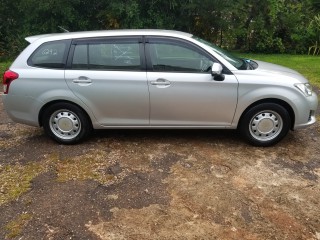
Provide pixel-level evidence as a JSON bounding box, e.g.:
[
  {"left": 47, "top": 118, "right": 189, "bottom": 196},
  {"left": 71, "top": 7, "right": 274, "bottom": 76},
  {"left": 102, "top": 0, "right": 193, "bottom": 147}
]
[{"left": 91, "top": 128, "right": 243, "bottom": 145}]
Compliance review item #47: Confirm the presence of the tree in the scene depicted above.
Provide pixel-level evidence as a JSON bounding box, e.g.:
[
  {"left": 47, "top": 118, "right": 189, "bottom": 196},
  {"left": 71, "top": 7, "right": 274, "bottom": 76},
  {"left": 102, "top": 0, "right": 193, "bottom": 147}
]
[
  {"left": 0, "top": 0, "right": 21, "bottom": 55},
  {"left": 1, "top": 0, "right": 320, "bottom": 56}
]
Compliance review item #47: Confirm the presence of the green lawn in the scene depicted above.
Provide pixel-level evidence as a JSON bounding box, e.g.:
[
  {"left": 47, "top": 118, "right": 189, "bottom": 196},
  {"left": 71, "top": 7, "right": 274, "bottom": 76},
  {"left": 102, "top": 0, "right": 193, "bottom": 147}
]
[
  {"left": 0, "top": 55, "right": 320, "bottom": 88},
  {"left": 237, "top": 54, "right": 320, "bottom": 88}
]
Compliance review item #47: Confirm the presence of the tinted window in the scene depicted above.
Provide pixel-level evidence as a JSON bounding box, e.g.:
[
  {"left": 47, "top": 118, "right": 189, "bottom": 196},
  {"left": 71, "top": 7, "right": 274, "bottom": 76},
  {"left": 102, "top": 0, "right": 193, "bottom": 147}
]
[
  {"left": 193, "top": 36, "right": 243, "bottom": 69},
  {"left": 149, "top": 43, "right": 213, "bottom": 73},
  {"left": 28, "top": 40, "right": 69, "bottom": 69},
  {"left": 72, "top": 44, "right": 88, "bottom": 69},
  {"left": 72, "top": 42, "right": 141, "bottom": 70}
]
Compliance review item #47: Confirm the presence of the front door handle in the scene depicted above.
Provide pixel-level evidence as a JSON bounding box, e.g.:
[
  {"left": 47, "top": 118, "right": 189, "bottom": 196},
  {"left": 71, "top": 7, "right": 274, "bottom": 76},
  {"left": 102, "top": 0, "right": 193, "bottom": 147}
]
[{"left": 150, "top": 78, "right": 171, "bottom": 86}]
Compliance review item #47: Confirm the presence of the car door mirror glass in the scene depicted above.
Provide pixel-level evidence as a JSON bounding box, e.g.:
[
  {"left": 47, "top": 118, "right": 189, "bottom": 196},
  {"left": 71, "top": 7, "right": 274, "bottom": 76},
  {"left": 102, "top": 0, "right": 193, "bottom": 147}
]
[
  {"left": 211, "top": 63, "right": 225, "bottom": 81},
  {"left": 211, "top": 62, "right": 223, "bottom": 75}
]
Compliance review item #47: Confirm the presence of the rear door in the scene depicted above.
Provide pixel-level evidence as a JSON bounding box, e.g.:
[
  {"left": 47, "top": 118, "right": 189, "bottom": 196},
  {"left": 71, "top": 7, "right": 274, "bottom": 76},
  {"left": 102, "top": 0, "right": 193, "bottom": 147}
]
[
  {"left": 146, "top": 37, "right": 238, "bottom": 126},
  {"left": 65, "top": 37, "right": 149, "bottom": 126}
]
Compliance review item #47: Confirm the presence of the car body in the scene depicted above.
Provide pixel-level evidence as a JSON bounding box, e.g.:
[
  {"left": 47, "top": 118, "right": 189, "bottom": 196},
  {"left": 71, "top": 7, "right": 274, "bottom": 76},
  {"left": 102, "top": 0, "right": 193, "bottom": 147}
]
[{"left": 2, "top": 29, "right": 318, "bottom": 146}]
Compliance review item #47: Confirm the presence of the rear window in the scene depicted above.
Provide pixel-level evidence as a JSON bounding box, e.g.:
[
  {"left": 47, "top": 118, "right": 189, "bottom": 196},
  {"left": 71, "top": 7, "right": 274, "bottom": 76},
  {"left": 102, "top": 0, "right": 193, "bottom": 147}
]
[{"left": 28, "top": 40, "right": 70, "bottom": 69}]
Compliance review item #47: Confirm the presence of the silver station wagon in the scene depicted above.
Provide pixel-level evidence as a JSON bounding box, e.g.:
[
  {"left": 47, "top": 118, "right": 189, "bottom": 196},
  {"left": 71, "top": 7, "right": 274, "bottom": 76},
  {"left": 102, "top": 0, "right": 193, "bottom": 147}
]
[{"left": 2, "top": 30, "right": 318, "bottom": 146}]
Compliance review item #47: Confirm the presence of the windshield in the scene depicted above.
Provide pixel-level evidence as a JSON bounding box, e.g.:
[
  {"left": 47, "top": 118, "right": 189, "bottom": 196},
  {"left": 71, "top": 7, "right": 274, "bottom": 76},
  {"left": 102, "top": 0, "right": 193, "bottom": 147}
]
[{"left": 192, "top": 36, "right": 244, "bottom": 69}]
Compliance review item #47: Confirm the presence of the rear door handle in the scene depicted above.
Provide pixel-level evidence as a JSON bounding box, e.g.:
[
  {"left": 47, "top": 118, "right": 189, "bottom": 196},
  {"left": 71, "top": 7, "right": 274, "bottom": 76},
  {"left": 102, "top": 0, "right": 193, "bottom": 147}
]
[{"left": 73, "top": 76, "right": 92, "bottom": 84}]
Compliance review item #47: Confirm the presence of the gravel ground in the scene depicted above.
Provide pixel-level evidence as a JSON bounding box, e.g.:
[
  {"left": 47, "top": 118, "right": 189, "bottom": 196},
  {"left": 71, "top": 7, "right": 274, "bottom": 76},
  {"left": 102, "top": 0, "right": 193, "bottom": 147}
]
[{"left": 0, "top": 94, "right": 319, "bottom": 240}]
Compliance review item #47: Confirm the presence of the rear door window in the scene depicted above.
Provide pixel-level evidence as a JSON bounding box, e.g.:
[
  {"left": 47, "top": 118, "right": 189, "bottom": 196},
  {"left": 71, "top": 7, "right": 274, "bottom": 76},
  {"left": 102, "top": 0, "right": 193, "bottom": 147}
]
[
  {"left": 28, "top": 40, "right": 70, "bottom": 69},
  {"left": 71, "top": 38, "right": 142, "bottom": 70}
]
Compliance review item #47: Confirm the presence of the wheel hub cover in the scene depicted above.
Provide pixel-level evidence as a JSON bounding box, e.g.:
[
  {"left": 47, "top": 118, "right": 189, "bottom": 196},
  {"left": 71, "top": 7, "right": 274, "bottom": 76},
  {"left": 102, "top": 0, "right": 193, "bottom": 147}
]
[
  {"left": 58, "top": 117, "right": 73, "bottom": 132},
  {"left": 257, "top": 118, "right": 274, "bottom": 134}
]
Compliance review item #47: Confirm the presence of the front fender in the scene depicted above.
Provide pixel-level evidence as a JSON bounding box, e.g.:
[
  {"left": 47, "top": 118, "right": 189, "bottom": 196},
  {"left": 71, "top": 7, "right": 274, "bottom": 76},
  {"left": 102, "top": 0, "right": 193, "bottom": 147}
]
[{"left": 231, "top": 85, "right": 303, "bottom": 128}]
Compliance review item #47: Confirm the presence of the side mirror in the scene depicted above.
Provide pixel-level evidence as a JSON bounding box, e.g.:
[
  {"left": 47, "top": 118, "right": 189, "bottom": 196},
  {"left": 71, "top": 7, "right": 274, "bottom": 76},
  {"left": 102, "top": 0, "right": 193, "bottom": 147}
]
[{"left": 211, "top": 63, "right": 225, "bottom": 81}]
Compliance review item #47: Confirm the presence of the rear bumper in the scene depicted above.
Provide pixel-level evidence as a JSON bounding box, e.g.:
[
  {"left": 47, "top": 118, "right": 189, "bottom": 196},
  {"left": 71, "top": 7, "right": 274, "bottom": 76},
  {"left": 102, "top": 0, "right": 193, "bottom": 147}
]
[{"left": 2, "top": 94, "right": 41, "bottom": 127}]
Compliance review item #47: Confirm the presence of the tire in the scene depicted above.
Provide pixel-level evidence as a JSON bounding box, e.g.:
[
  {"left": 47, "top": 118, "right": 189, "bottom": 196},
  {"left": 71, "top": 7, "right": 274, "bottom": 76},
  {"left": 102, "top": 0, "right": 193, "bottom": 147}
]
[
  {"left": 42, "top": 102, "right": 92, "bottom": 144},
  {"left": 239, "top": 103, "right": 291, "bottom": 147}
]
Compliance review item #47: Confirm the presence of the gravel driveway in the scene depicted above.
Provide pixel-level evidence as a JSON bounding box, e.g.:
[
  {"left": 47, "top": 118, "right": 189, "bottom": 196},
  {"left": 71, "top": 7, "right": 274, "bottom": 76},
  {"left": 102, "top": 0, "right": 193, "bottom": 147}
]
[{"left": 0, "top": 95, "right": 319, "bottom": 240}]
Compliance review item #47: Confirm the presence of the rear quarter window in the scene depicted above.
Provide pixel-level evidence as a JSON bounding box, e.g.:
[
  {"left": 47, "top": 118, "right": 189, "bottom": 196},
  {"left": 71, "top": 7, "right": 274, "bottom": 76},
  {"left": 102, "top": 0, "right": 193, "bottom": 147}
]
[{"left": 28, "top": 40, "right": 71, "bottom": 69}]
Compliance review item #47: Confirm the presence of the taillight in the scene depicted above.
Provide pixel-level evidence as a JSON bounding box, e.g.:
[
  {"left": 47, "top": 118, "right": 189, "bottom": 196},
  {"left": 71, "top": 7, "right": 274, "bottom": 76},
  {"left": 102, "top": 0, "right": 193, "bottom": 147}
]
[{"left": 3, "top": 70, "right": 19, "bottom": 94}]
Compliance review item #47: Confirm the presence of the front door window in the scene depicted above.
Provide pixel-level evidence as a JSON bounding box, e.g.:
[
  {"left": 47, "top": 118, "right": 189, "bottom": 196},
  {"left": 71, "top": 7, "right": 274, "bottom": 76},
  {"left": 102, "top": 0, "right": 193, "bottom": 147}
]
[{"left": 149, "top": 42, "right": 213, "bottom": 73}]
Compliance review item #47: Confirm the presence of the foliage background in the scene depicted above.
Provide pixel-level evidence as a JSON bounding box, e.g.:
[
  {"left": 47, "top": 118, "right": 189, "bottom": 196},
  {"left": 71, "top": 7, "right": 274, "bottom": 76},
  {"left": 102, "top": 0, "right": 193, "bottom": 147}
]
[{"left": 0, "top": 0, "right": 320, "bottom": 57}]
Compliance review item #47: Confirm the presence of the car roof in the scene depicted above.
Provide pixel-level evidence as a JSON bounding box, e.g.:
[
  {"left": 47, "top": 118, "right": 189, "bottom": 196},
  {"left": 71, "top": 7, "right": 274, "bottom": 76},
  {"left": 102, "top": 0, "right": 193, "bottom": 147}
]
[{"left": 25, "top": 29, "right": 193, "bottom": 43}]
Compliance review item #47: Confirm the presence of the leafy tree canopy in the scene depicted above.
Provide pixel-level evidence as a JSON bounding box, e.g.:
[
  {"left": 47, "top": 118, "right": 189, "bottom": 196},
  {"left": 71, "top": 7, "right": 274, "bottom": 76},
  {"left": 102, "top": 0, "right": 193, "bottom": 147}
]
[{"left": 0, "top": 0, "right": 319, "bottom": 56}]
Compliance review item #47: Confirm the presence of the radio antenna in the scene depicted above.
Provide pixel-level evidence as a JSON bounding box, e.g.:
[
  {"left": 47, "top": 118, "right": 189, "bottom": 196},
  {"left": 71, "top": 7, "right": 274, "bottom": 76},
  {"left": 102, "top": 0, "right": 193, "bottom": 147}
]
[{"left": 58, "top": 26, "right": 69, "bottom": 33}]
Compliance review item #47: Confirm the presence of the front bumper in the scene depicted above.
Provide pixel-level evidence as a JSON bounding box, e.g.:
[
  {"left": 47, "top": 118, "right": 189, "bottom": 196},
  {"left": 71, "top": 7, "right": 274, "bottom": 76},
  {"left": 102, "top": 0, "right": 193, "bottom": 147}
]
[{"left": 293, "top": 92, "right": 318, "bottom": 130}]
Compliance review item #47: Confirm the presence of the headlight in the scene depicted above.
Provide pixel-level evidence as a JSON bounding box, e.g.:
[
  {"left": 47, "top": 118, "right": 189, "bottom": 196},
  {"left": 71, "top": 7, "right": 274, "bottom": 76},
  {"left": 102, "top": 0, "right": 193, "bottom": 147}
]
[{"left": 294, "top": 83, "right": 313, "bottom": 97}]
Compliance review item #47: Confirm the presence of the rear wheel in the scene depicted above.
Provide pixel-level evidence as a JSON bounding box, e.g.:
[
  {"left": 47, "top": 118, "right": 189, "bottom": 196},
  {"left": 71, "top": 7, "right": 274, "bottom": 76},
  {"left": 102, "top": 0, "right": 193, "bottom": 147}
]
[
  {"left": 42, "top": 103, "right": 92, "bottom": 144},
  {"left": 239, "top": 103, "right": 291, "bottom": 146}
]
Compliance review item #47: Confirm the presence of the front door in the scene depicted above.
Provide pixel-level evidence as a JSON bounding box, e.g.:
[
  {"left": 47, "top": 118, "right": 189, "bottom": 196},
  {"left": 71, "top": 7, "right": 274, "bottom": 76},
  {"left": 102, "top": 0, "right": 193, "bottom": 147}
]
[{"left": 146, "top": 38, "right": 238, "bottom": 126}]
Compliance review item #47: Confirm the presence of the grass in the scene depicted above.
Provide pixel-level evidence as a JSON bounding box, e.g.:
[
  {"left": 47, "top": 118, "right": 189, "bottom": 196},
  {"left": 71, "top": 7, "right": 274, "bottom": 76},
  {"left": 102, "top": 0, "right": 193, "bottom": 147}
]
[
  {"left": 54, "top": 151, "right": 115, "bottom": 184},
  {"left": 0, "top": 150, "right": 115, "bottom": 207},
  {"left": 5, "top": 213, "right": 32, "bottom": 238},
  {"left": 0, "top": 163, "right": 47, "bottom": 205},
  {"left": 236, "top": 54, "right": 320, "bottom": 88}
]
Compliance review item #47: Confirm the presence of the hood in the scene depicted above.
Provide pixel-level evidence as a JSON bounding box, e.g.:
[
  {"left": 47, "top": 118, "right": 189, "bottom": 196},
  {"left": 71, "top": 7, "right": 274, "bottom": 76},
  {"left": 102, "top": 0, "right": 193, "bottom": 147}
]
[
  {"left": 232, "top": 59, "right": 308, "bottom": 84},
  {"left": 255, "top": 60, "right": 301, "bottom": 76}
]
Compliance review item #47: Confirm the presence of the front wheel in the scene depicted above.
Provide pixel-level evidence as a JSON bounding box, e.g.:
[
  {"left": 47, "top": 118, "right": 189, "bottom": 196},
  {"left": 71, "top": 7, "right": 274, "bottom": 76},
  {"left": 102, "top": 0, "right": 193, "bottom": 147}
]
[
  {"left": 239, "top": 103, "right": 291, "bottom": 147},
  {"left": 42, "top": 103, "right": 92, "bottom": 144}
]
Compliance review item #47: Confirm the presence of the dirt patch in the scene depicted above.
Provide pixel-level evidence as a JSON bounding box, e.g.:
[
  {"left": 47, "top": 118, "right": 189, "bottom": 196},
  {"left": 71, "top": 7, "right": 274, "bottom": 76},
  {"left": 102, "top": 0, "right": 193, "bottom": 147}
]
[{"left": 0, "top": 96, "right": 320, "bottom": 239}]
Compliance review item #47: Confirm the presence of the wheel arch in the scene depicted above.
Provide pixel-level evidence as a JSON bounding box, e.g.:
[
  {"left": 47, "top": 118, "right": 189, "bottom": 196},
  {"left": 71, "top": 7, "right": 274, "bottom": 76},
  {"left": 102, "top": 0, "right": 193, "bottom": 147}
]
[
  {"left": 237, "top": 98, "right": 295, "bottom": 130},
  {"left": 38, "top": 100, "right": 93, "bottom": 128}
]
